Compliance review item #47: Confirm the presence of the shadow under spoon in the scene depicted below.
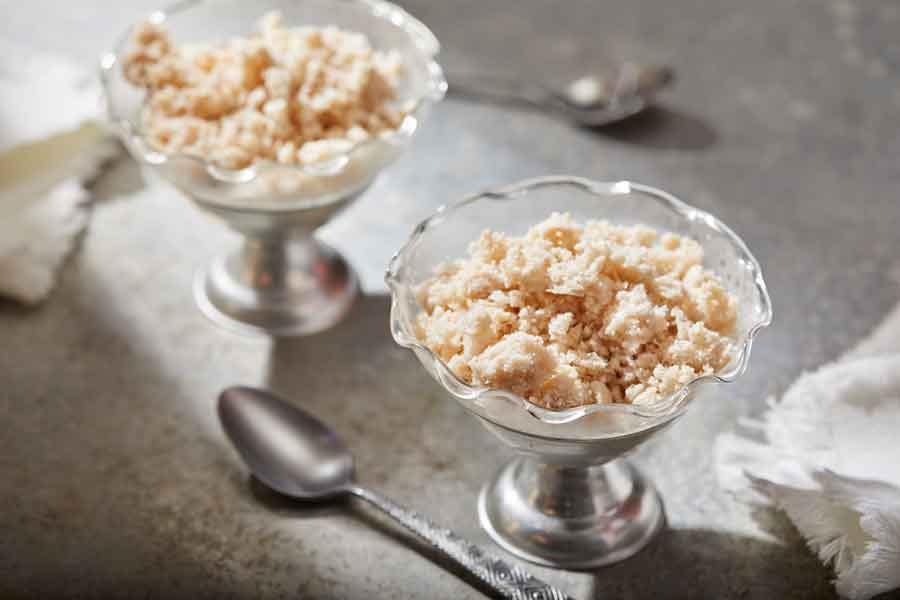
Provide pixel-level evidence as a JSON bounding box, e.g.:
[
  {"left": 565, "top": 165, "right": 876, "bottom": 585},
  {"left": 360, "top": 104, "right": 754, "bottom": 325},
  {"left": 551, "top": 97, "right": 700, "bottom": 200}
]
[{"left": 218, "top": 385, "right": 574, "bottom": 600}]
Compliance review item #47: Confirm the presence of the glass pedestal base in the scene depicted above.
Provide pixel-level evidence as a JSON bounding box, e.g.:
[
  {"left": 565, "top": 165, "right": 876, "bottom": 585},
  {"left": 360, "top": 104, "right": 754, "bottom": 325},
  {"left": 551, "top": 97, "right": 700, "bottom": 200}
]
[
  {"left": 478, "top": 457, "right": 664, "bottom": 569},
  {"left": 194, "top": 236, "right": 357, "bottom": 337}
]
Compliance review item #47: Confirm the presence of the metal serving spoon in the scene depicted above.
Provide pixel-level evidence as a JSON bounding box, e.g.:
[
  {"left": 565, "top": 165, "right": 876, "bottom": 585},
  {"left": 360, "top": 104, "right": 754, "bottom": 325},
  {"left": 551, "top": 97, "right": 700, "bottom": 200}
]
[
  {"left": 448, "top": 63, "right": 674, "bottom": 126},
  {"left": 218, "top": 386, "right": 573, "bottom": 600}
]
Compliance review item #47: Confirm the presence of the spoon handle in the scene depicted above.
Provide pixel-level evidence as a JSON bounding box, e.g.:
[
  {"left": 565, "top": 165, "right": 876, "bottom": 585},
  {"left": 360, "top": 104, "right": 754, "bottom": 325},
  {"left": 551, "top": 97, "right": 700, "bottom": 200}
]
[
  {"left": 447, "top": 72, "right": 550, "bottom": 109},
  {"left": 350, "top": 486, "right": 574, "bottom": 600}
]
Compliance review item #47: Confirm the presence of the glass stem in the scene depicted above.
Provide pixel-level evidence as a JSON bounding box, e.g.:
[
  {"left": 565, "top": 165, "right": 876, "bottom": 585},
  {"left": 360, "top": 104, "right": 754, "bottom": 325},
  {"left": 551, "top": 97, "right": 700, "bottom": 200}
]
[
  {"left": 230, "top": 233, "right": 317, "bottom": 292},
  {"left": 519, "top": 458, "right": 632, "bottom": 519}
]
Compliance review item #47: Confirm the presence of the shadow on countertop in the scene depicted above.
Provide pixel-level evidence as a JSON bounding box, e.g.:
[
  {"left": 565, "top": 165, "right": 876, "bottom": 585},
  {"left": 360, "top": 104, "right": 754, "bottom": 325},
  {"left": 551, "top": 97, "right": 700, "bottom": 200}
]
[
  {"left": 591, "top": 105, "right": 717, "bottom": 151},
  {"left": 588, "top": 522, "right": 838, "bottom": 600},
  {"left": 243, "top": 466, "right": 873, "bottom": 600},
  {"left": 264, "top": 292, "right": 490, "bottom": 490},
  {"left": 88, "top": 151, "right": 146, "bottom": 203},
  {"left": 245, "top": 474, "right": 522, "bottom": 600},
  {"left": 445, "top": 91, "right": 718, "bottom": 152}
]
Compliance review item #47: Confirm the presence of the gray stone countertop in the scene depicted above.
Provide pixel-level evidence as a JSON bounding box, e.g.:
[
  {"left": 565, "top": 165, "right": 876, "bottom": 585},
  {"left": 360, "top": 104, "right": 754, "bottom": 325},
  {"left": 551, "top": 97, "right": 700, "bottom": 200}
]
[{"left": 2, "top": 0, "right": 900, "bottom": 598}]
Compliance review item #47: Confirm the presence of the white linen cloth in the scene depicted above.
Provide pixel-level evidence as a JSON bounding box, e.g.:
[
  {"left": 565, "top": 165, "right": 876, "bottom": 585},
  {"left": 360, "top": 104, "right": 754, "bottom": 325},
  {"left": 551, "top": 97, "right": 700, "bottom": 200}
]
[
  {"left": 716, "top": 304, "right": 900, "bottom": 599},
  {"left": 0, "top": 40, "right": 119, "bottom": 304}
]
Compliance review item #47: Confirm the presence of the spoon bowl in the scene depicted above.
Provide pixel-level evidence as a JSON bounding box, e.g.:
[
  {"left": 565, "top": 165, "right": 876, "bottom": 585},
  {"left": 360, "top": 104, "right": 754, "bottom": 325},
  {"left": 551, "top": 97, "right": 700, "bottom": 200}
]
[
  {"left": 218, "top": 386, "right": 353, "bottom": 499},
  {"left": 550, "top": 65, "right": 674, "bottom": 127}
]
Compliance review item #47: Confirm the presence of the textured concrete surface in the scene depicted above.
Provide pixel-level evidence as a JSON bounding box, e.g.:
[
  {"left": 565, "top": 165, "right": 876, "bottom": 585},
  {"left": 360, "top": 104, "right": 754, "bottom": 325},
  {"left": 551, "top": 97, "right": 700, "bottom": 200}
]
[{"left": 2, "top": 0, "right": 900, "bottom": 598}]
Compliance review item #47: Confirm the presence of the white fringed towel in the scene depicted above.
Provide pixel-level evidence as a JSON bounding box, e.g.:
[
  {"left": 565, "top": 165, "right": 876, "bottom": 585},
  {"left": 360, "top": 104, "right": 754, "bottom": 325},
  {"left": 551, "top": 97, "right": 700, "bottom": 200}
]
[
  {"left": 0, "top": 41, "right": 118, "bottom": 304},
  {"left": 716, "top": 305, "right": 900, "bottom": 599}
]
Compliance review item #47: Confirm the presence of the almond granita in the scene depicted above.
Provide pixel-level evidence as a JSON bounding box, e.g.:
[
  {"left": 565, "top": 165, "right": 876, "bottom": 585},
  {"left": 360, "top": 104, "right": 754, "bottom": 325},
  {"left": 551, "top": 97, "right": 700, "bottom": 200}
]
[
  {"left": 122, "top": 12, "right": 404, "bottom": 170},
  {"left": 415, "top": 213, "right": 738, "bottom": 410}
]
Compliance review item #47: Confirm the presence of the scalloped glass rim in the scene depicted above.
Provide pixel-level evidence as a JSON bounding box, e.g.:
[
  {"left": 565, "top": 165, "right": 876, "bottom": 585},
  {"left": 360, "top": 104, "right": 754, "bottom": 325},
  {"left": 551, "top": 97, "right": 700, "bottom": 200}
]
[
  {"left": 98, "top": 0, "right": 447, "bottom": 213},
  {"left": 385, "top": 175, "right": 773, "bottom": 427}
]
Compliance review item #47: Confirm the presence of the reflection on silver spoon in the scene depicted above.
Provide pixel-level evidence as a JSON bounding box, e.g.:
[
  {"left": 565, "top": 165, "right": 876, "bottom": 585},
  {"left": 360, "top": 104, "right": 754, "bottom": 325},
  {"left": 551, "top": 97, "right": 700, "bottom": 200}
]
[
  {"left": 218, "top": 386, "right": 574, "bottom": 600},
  {"left": 448, "top": 63, "right": 674, "bottom": 127}
]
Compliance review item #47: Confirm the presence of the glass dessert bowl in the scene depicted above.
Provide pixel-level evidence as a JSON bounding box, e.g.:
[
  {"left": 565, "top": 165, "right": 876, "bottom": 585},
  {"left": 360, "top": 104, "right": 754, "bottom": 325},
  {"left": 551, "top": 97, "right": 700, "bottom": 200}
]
[
  {"left": 386, "top": 176, "right": 772, "bottom": 568},
  {"left": 100, "top": 0, "right": 446, "bottom": 336}
]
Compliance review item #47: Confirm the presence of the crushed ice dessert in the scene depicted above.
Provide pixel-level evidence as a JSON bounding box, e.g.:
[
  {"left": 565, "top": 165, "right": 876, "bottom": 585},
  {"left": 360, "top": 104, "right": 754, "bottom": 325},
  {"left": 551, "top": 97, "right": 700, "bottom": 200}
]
[
  {"left": 122, "top": 12, "right": 404, "bottom": 170},
  {"left": 415, "top": 213, "right": 738, "bottom": 410}
]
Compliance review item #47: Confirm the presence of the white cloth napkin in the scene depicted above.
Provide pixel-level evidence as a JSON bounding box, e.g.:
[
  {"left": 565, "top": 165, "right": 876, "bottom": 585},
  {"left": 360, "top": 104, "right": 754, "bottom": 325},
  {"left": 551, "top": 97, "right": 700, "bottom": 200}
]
[
  {"left": 716, "top": 304, "right": 900, "bottom": 599},
  {"left": 0, "top": 40, "right": 119, "bottom": 304}
]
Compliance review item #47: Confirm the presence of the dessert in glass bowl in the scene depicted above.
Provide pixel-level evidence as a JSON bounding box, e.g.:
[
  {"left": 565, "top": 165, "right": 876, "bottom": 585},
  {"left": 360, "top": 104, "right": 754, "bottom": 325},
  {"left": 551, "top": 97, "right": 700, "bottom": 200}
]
[
  {"left": 100, "top": 0, "right": 445, "bottom": 336},
  {"left": 415, "top": 212, "right": 737, "bottom": 411},
  {"left": 387, "top": 176, "right": 771, "bottom": 568}
]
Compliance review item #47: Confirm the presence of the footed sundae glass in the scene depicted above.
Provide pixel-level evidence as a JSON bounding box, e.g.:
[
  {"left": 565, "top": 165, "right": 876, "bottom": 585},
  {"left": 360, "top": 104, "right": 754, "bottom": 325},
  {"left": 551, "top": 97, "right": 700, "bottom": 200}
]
[
  {"left": 386, "top": 176, "right": 772, "bottom": 568},
  {"left": 101, "top": 0, "right": 445, "bottom": 336}
]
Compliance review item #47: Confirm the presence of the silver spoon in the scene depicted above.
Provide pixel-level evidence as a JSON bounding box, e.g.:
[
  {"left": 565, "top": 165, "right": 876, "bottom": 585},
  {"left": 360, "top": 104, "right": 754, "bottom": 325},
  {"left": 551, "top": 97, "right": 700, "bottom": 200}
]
[
  {"left": 218, "top": 386, "right": 573, "bottom": 600},
  {"left": 448, "top": 63, "right": 674, "bottom": 126}
]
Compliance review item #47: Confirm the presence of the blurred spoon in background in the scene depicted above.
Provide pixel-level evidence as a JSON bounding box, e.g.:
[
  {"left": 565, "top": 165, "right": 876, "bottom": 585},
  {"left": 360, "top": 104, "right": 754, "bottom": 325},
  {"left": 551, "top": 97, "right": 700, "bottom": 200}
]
[{"left": 447, "top": 63, "right": 674, "bottom": 127}]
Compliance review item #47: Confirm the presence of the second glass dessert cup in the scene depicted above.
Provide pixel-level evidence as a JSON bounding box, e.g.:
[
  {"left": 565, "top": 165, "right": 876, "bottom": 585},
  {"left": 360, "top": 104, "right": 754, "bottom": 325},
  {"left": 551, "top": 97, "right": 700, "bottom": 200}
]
[
  {"left": 100, "top": 0, "right": 446, "bottom": 336},
  {"left": 387, "top": 176, "right": 772, "bottom": 568}
]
